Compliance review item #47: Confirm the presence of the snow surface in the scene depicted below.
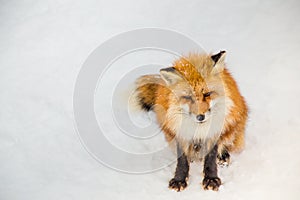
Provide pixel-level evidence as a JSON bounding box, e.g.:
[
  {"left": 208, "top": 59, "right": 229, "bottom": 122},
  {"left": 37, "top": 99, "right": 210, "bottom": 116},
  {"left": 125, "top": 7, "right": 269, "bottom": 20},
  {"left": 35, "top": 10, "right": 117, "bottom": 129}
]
[{"left": 1, "top": 0, "right": 300, "bottom": 199}]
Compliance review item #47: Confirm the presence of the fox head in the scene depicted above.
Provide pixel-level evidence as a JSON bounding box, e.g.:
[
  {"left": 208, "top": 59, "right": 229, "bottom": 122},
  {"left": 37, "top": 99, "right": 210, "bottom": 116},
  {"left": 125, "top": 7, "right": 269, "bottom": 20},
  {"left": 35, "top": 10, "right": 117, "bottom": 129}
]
[{"left": 160, "top": 51, "right": 229, "bottom": 125}]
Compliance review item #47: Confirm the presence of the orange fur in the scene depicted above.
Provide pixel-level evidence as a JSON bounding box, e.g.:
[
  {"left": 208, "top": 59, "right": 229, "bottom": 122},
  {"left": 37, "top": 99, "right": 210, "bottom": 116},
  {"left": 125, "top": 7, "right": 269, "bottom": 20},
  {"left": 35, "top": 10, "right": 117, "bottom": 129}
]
[{"left": 135, "top": 52, "right": 248, "bottom": 159}]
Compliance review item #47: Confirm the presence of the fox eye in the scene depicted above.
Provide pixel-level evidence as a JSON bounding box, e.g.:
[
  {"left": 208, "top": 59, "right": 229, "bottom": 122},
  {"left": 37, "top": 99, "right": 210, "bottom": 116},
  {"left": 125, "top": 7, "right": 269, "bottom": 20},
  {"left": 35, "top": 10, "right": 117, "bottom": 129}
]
[
  {"left": 181, "top": 95, "right": 194, "bottom": 102},
  {"left": 203, "top": 92, "right": 213, "bottom": 98}
]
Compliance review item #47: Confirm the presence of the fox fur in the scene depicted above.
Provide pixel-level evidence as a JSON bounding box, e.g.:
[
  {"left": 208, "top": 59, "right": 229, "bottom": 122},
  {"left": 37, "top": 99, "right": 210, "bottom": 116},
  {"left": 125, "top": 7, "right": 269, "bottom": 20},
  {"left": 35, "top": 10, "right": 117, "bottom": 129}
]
[{"left": 134, "top": 51, "right": 248, "bottom": 191}]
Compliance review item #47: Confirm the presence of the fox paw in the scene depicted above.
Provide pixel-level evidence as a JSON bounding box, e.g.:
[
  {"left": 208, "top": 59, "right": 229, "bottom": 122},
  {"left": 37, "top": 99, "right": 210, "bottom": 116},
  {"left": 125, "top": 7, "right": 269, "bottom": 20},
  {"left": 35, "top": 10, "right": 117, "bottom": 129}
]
[
  {"left": 217, "top": 151, "right": 230, "bottom": 167},
  {"left": 169, "top": 178, "right": 187, "bottom": 192},
  {"left": 202, "top": 177, "right": 221, "bottom": 191}
]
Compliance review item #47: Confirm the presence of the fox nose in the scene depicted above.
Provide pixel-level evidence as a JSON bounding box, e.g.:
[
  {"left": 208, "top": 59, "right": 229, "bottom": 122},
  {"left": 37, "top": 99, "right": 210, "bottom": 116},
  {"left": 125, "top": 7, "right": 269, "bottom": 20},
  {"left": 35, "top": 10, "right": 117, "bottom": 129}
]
[{"left": 196, "top": 114, "right": 205, "bottom": 122}]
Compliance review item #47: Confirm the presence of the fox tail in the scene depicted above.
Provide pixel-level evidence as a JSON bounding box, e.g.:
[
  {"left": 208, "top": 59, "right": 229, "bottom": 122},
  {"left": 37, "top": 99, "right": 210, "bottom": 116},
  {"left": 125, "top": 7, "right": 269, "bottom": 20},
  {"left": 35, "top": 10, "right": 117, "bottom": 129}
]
[{"left": 134, "top": 75, "right": 163, "bottom": 111}]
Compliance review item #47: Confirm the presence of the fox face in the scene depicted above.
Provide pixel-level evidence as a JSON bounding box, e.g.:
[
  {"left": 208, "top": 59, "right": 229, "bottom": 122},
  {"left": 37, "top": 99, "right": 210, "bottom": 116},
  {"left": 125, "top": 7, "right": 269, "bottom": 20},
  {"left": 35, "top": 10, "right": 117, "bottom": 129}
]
[
  {"left": 163, "top": 76, "right": 217, "bottom": 123},
  {"left": 159, "top": 52, "right": 231, "bottom": 141}
]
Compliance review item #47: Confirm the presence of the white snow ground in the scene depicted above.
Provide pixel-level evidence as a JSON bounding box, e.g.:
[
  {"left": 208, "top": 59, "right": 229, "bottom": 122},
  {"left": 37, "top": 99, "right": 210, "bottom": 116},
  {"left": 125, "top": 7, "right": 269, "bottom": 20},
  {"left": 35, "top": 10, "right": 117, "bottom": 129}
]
[{"left": 1, "top": 0, "right": 300, "bottom": 199}]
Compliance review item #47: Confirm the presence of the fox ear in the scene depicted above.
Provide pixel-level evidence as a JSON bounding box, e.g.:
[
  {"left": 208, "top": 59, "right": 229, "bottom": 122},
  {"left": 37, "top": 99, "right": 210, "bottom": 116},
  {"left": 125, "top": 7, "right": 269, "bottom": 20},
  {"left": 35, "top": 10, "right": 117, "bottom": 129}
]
[
  {"left": 160, "top": 67, "right": 183, "bottom": 85},
  {"left": 211, "top": 50, "right": 226, "bottom": 74}
]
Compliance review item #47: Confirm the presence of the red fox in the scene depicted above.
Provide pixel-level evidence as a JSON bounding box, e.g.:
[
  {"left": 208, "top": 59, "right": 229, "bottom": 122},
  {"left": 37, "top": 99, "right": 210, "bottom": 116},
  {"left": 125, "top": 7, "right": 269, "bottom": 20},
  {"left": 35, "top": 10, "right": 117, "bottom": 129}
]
[{"left": 134, "top": 51, "right": 248, "bottom": 191}]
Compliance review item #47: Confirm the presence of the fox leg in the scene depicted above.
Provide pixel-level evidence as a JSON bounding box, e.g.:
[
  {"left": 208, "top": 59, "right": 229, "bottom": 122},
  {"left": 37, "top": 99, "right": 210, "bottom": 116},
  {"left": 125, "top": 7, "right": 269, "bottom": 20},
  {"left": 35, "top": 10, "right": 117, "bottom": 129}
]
[
  {"left": 217, "top": 148, "right": 230, "bottom": 167},
  {"left": 169, "top": 143, "right": 189, "bottom": 192},
  {"left": 202, "top": 144, "right": 221, "bottom": 191}
]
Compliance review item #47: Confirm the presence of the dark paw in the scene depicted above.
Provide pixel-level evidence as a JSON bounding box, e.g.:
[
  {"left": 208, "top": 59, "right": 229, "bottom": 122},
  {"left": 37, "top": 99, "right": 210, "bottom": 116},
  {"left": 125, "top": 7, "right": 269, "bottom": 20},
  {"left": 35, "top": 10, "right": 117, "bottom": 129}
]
[
  {"left": 169, "top": 178, "right": 188, "bottom": 192},
  {"left": 202, "top": 177, "right": 221, "bottom": 191},
  {"left": 217, "top": 151, "right": 230, "bottom": 167}
]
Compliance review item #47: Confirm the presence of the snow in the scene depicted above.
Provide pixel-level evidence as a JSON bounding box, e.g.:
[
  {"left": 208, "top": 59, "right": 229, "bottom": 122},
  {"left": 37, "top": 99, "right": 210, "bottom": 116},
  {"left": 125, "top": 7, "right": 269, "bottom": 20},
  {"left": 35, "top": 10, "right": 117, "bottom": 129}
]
[{"left": 1, "top": 0, "right": 300, "bottom": 199}]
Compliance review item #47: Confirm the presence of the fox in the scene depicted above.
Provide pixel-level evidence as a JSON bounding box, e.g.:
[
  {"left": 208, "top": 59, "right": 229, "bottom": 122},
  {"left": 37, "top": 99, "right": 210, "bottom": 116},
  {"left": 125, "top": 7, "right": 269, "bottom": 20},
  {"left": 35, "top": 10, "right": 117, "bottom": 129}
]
[{"left": 134, "top": 51, "right": 248, "bottom": 191}]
